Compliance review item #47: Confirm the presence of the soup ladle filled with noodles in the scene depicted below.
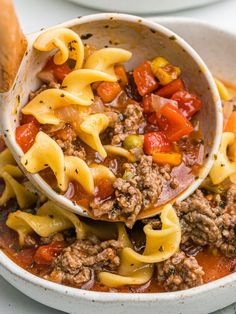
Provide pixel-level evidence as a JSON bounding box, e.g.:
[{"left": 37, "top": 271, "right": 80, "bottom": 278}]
[{"left": 0, "top": 13, "right": 222, "bottom": 227}]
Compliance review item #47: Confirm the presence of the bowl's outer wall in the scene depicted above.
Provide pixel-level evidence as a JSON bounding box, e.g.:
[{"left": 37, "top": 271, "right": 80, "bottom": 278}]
[
  {"left": 0, "top": 256, "right": 236, "bottom": 314},
  {"left": 0, "top": 16, "right": 233, "bottom": 314}
]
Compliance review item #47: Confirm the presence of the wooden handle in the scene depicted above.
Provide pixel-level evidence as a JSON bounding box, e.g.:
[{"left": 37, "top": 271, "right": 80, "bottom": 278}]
[{"left": 0, "top": 0, "right": 27, "bottom": 93}]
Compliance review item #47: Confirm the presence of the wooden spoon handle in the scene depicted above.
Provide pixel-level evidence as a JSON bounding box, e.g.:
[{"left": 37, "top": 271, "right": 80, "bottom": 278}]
[{"left": 0, "top": 0, "right": 27, "bottom": 93}]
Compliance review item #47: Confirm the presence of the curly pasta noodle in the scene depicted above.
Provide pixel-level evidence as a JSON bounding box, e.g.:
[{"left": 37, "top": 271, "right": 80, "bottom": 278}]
[
  {"left": 99, "top": 204, "right": 181, "bottom": 287},
  {"left": 0, "top": 149, "right": 37, "bottom": 208}
]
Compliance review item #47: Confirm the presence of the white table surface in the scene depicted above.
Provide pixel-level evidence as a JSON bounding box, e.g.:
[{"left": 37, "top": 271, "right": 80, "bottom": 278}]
[{"left": 1, "top": 0, "right": 236, "bottom": 313}]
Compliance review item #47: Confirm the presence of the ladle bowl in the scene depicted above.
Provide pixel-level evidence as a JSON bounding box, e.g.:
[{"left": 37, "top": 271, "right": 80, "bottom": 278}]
[{"left": 0, "top": 13, "right": 223, "bottom": 219}]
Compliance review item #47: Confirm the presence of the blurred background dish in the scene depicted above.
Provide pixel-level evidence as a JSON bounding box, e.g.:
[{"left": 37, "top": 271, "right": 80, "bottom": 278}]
[{"left": 66, "top": 0, "right": 223, "bottom": 14}]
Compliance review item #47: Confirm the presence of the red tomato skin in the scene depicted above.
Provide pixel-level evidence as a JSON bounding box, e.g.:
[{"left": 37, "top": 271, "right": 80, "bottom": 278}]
[
  {"left": 44, "top": 57, "right": 71, "bottom": 83},
  {"left": 144, "top": 131, "right": 172, "bottom": 155},
  {"left": 142, "top": 94, "right": 154, "bottom": 113},
  {"left": 146, "top": 112, "right": 159, "bottom": 125},
  {"left": 156, "top": 78, "right": 184, "bottom": 98},
  {"left": 133, "top": 62, "right": 159, "bottom": 96},
  {"left": 15, "top": 122, "right": 39, "bottom": 153},
  {"left": 157, "top": 104, "right": 193, "bottom": 142},
  {"left": 171, "top": 90, "right": 202, "bottom": 119},
  {"left": 34, "top": 242, "right": 65, "bottom": 265},
  {"left": 53, "top": 63, "right": 72, "bottom": 82},
  {"left": 20, "top": 114, "right": 40, "bottom": 126}
]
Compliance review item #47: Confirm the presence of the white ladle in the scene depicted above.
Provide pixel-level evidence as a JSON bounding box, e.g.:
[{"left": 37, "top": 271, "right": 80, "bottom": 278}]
[{"left": 0, "top": 3, "right": 223, "bottom": 219}]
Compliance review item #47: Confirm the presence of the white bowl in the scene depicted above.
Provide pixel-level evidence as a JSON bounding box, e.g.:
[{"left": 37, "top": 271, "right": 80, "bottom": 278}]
[
  {"left": 67, "top": 0, "right": 222, "bottom": 14},
  {"left": 0, "top": 13, "right": 222, "bottom": 220},
  {"left": 0, "top": 17, "right": 235, "bottom": 314}
]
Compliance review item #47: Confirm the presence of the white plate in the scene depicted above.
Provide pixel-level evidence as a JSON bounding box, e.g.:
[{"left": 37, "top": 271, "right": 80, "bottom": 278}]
[
  {"left": 67, "top": 0, "right": 222, "bottom": 14},
  {"left": 0, "top": 17, "right": 235, "bottom": 314}
]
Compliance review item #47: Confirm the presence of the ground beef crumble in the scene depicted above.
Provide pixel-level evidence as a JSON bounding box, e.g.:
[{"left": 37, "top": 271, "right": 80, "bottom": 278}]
[
  {"left": 175, "top": 186, "right": 236, "bottom": 257},
  {"left": 215, "top": 185, "right": 236, "bottom": 257},
  {"left": 90, "top": 156, "right": 169, "bottom": 228},
  {"left": 216, "top": 212, "right": 236, "bottom": 257},
  {"left": 47, "top": 237, "right": 122, "bottom": 287},
  {"left": 111, "top": 103, "right": 145, "bottom": 145},
  {"left": 48, "top": 125, "right": 86, "bottom": 160},
  {"left": 175, "top": 190, "right": 222, "bottom": 246},
  {"left": 225, "top": 184, "right": 236, "bottom": 212},
  {"left": 113, "top": 178, "right": 142, "bottom": 228},
  {"left": 55, "top": 138, "right": 86, "bottom": 160},
  {"left": 157, "top": 251, "right": 205, "bottom": 291}
]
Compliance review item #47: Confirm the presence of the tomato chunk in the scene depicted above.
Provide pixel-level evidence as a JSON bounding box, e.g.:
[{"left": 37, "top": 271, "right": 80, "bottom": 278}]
[
  {"left": 157, "top": 104, "right": 193, "bottom": 142},
  {"left": 133, "top": 61, "right": 159, "bottom": 96},
  {"left": 97, "top": 82, "right": 121, "bottom": 103},
  {"left": 143, "top": 94, "right": 154, "bottom": 113},
  {"left": 156, "top": 78, "right": 184, "bottom": 98},
  {"left": 15, "top": 122, "right": 39, "bottom": 153},
  {"left": 52, "top": 63, "right": 71, "bottom": 83},
  {"left": 146, "top": 112, "right": 159, "bottom": 125},
  {"left": 44, "top": 57, "right": 71, "bottom": 83},
  {"left": 34, "top": 242, "right": 65, "bottom": 265},
  {"left": 171, "top": 90, "right": 202, "bottom": 119},
  {"left": 144, "top": 131, "right": 172, "bottom": 155},
  {"left": 20, "top": 114, "right": 40, "bottom": 126}
]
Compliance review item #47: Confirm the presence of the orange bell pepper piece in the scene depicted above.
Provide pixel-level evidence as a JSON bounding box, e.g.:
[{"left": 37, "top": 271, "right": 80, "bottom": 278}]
[
  {"left": 152, "top": 152, "right": 182, "bottom": 166},
  {"left": 97, "top": 82, "right": 121, "bottom": 103}
]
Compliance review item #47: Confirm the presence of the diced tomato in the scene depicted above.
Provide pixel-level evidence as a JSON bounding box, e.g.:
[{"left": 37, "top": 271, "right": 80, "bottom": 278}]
[
  {"left": 156, "top": 78, "right": 184, "bottom": 98},
  {"left": 114, "top": 64, "right": 128, "bottom": 86},
  {"left": 224, "top": 112, "right": 236, "bottom": 133},
  {"left": 171, "top": 90, "right": 202, "bottom": 119},
  {"left": 44, "top": 57, "right": 71, "bottom": 83},
  {"left": 34, "top": 242, "right": 65, "bottom": 265},
  {"left": 20, "top": 114, "right": 40, "bottom": 126},
  {"left": 146, "top": 112, "right": 159, "bottom": 125},
  {"left": 97, "top": 82, "right": 121, "bottom": 103},
  {"left": 133, "top": 61, "right": 159, "bottom": 96},
  {"left": 15, "top": 122, "right": 39, "bottom": 153},
  {"left": 53, "top": 63, "right": 72, "bottom": 82},
  {"left": 144, "top": 131, "right": 172, "bottom": 155},
  {"left": 143, "top": 94, "right": 154, "bottom": 113},
  {"left": 157, "top": 103, "right": 193, "bottom": 142}
]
